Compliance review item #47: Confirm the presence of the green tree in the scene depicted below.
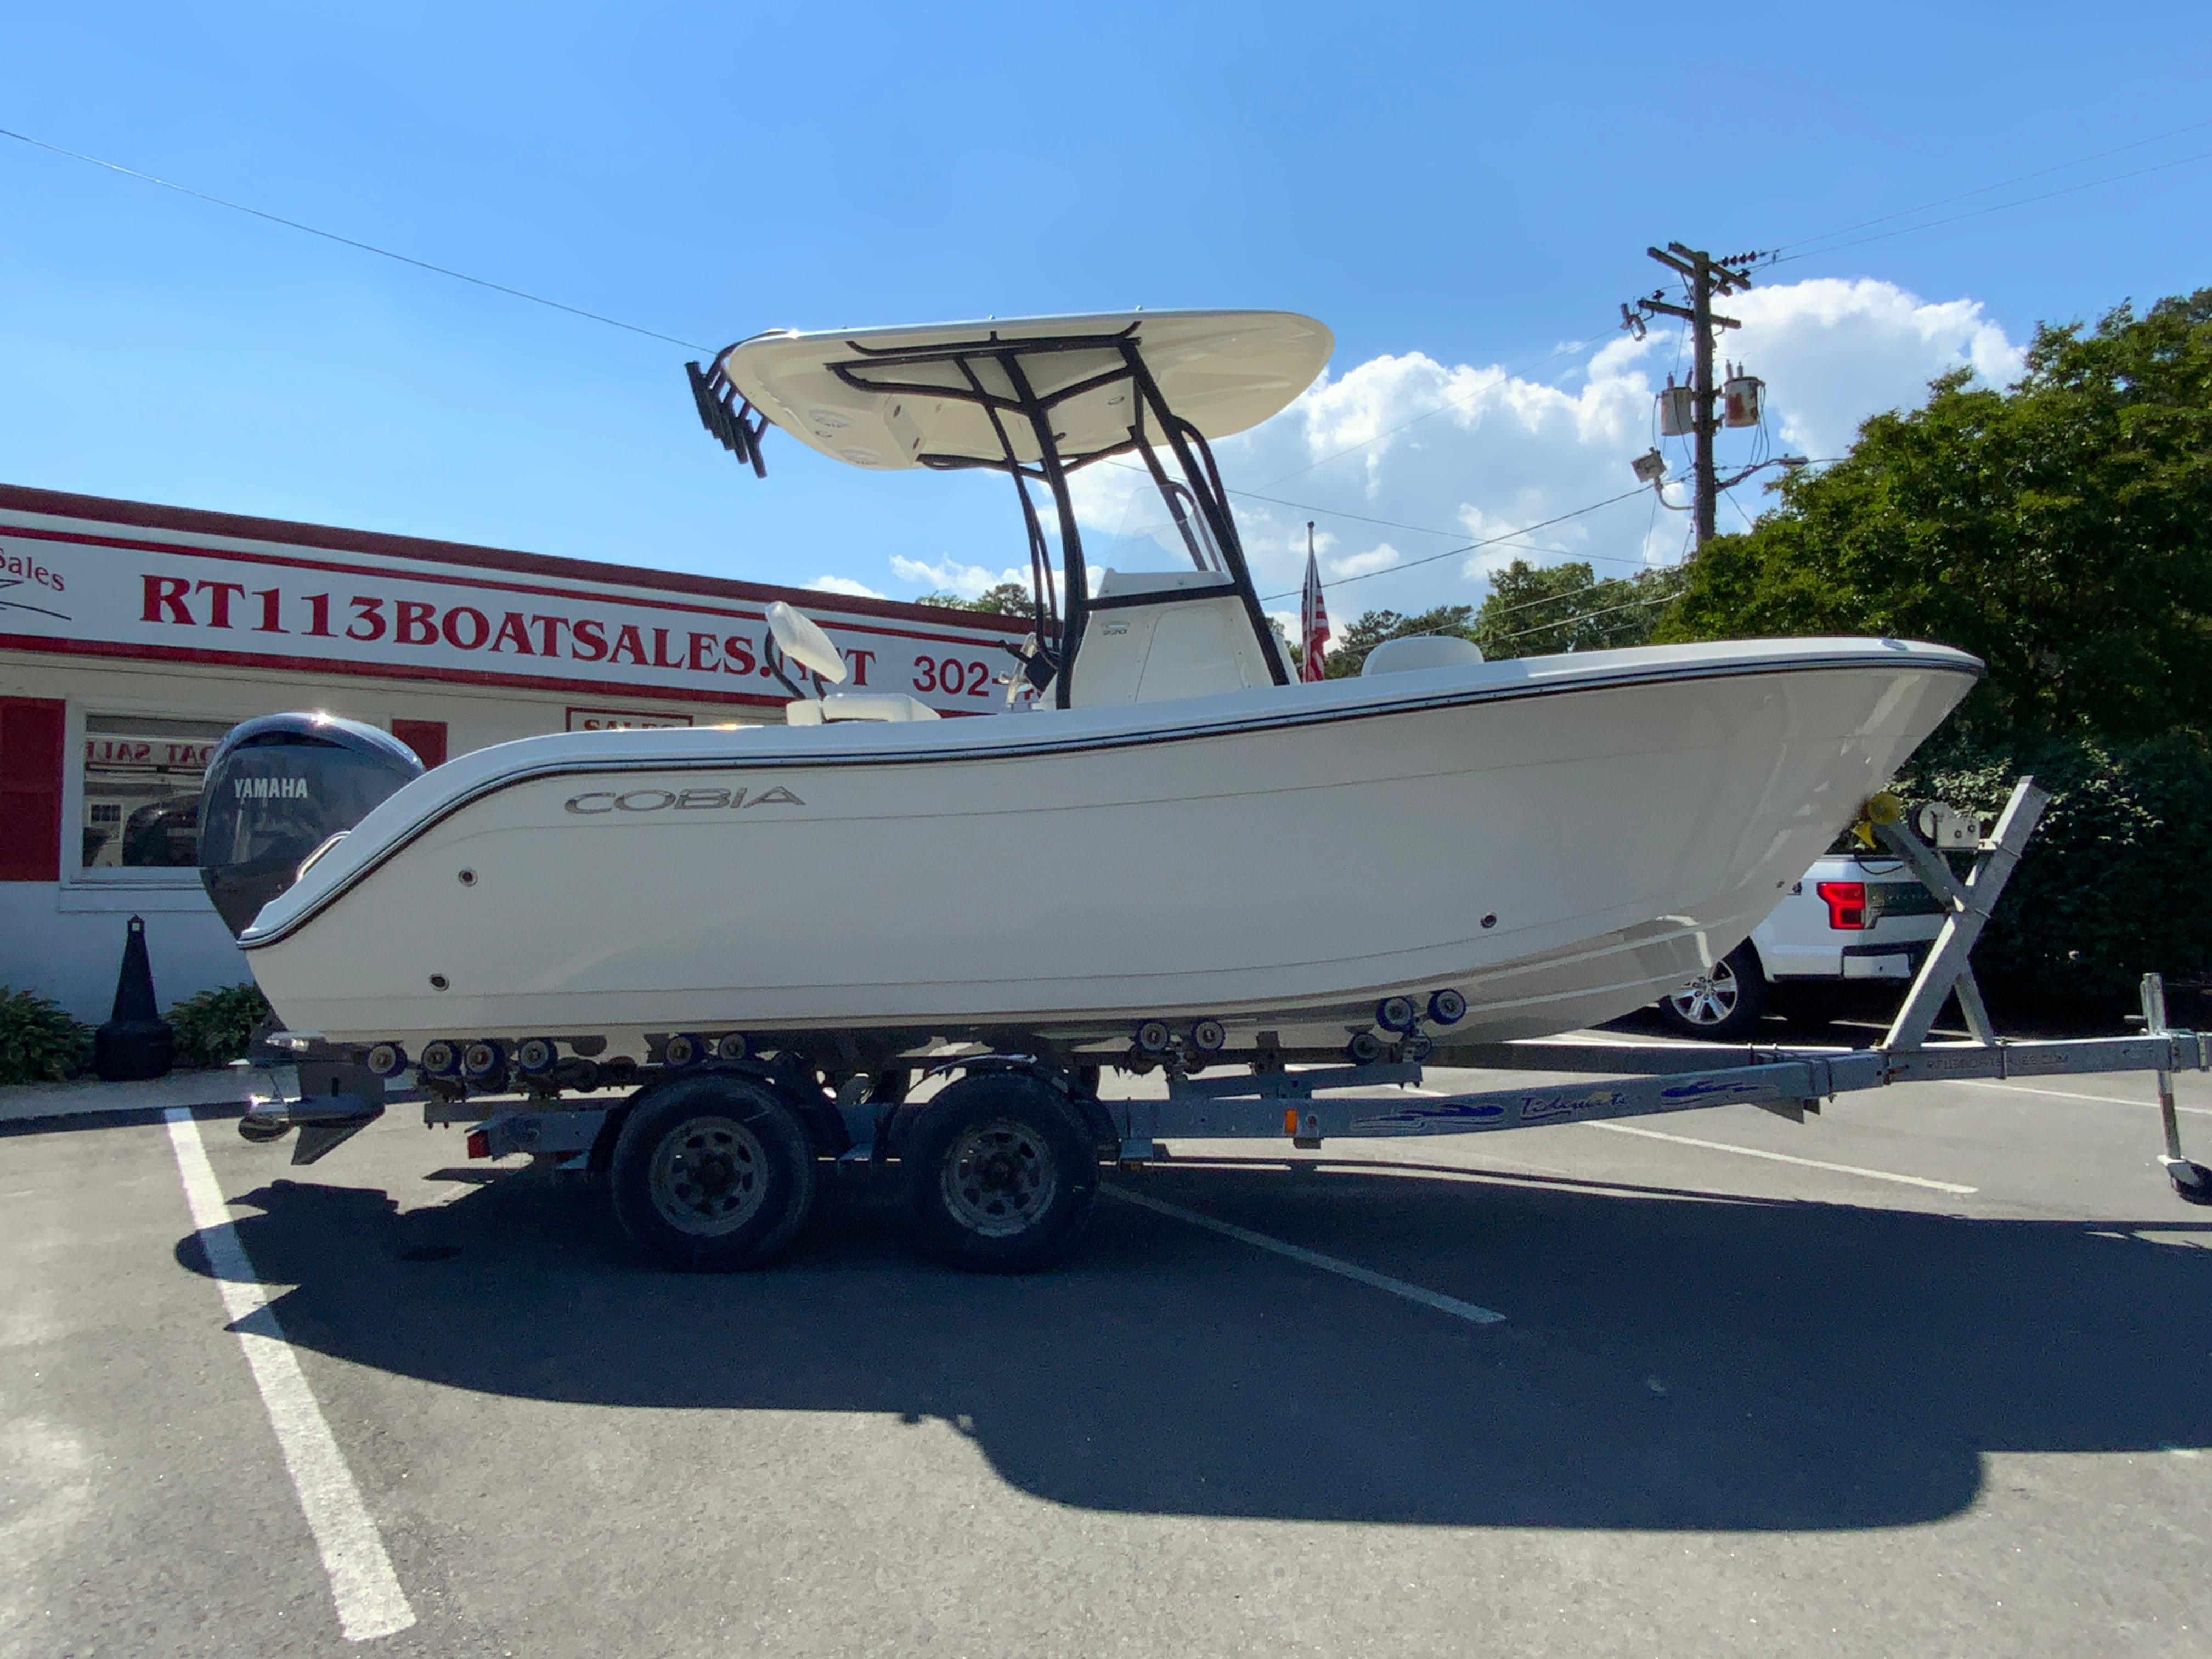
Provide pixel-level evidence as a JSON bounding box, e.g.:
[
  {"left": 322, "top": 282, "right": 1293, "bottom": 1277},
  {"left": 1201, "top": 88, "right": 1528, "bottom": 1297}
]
[
  {"left": 1473, "top": 560, "right": 1680, "bottom": 660},
  {"left": 1659, "top": 291, "right": 2212, "bottom": 742},
  {"left": 1655, "top": 290, "right": 2212, "bottom": 1012},
  {"left": 918, "top": 582, "right": 1032, "bottom": 616}
]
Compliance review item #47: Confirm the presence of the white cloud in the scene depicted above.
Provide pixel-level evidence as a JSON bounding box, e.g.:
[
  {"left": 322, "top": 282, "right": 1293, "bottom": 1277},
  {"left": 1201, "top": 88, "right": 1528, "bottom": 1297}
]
[
  {"left": 1724, "top": 278, "right": 2025, "bottom": 459},
  {"left": 889, "top": 555, "right": 1029, "bottom": 599},
  {"left": 1328, "top": 543, "right": 1401, "bottom": 579},
  {"left": 804, "top": 574, "right": 886, "bottom": 599},
  {"left": 1052, "top": 276, "right": 2027, "bottom": 619}
]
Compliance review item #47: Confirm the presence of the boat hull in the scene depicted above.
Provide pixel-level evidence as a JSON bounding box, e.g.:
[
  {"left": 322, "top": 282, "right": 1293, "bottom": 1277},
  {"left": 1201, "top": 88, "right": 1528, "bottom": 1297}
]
[{"left": 240, "top": 640, "right": 1979, "bottom": 1049}]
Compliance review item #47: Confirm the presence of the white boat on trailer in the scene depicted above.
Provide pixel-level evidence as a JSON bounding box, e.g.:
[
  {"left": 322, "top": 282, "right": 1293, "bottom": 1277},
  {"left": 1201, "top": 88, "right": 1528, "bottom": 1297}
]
[{"left": 207, "top": 308, "right": 2203, "bottom": 1273}]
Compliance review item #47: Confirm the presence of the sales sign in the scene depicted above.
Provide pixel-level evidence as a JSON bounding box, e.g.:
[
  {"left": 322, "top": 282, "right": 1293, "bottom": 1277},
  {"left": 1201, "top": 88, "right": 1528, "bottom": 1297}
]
[{"left": 0, "top": 511, "right": 1028, "bottom": 716}]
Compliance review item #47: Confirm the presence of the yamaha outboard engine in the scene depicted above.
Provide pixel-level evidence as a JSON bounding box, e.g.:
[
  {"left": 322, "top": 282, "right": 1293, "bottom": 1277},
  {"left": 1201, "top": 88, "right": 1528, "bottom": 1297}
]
[{"left": 198, "top": 714, "right": 426, "bottom": 938}]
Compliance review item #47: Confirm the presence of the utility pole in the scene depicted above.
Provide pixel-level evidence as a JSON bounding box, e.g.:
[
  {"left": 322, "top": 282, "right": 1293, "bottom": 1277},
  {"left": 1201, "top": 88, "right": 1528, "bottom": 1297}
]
[{"left": 1621, "top": 244, "right": 1761, "bottom": 552}]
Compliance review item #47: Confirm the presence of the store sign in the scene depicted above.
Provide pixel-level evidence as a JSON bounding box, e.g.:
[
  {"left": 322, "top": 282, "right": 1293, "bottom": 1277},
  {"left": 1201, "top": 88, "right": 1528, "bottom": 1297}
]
[
  {"left": 566, "top": 706, "right": 697, "bottom": 731},
  {"left": 0, "top": 520, "right": 1028, "bottom": 715},
  {"left": 84, "top": 735, "right": 219, "bottom": 772}
]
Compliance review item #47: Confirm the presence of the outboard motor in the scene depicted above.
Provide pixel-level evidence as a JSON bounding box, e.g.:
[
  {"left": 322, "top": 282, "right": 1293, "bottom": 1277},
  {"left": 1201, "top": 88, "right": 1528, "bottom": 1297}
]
[{"left": 198, "top": 714, "right": 425, "bottom": 938}]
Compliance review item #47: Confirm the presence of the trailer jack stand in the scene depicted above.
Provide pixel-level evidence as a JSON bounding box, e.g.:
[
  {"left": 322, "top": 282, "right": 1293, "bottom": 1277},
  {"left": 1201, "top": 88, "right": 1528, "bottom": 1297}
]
[
  {"left": 1873, "top": 781, "right": 2212, "bottom": 1204},
  {"left": 2143, "top": 974, "right": 2212, "bottom": 1206}
]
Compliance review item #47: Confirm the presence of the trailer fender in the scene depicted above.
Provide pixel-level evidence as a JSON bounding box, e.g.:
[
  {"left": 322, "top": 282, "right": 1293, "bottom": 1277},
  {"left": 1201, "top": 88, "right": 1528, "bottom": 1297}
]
[
  {"left": 603, "top": 1061, "right": 846, "bottom": 1167},
  {"left": 884, "top": 1057, "right": 1115, "bottom": 1163}
]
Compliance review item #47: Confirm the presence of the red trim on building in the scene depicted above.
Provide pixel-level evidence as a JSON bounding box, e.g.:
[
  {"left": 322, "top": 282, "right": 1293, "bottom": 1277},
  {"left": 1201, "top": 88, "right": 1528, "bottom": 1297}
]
[
  {"left": 0, "top": 696, "right": 66, "bottom": 882},
  {"left": 0, "top": 634, "right": 996, "bottom": 715},
  {"left": 0, "top": 482, "right": 1028, "bottom": 636},
  {"left": 0, "top": 521, "right": 1012, "bottom": 648},
  {"left": 390, "top": 719, "right": 448, "bottom": 769},
  {"left": 0, "top": 631, "right": 789, "bottom": 706}
]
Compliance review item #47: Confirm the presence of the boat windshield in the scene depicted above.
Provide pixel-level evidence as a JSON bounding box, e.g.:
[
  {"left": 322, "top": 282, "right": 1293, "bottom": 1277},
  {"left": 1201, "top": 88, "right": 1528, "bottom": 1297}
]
[{"left": 1077, "top": 465, "right": 1228, "bottom": 583}]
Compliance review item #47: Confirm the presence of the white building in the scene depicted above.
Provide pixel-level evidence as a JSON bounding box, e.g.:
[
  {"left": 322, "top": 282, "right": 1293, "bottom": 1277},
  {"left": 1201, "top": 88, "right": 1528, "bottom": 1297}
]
[{"left": 0, "top": 483, "right": 1026, "bottom": 1019}]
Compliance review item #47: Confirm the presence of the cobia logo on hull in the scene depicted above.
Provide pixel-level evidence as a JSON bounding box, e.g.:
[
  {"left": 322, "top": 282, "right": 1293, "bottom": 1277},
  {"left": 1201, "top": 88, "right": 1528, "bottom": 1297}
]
[{"left": 564, "top": 785, "right": 805, "bottom": 815}]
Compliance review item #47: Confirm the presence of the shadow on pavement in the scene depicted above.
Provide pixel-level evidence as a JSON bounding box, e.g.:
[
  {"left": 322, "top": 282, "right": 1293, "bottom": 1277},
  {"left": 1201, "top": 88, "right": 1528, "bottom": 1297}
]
[{"left": 174, "top": 1163, "right": 2212, "bottom": 1532}]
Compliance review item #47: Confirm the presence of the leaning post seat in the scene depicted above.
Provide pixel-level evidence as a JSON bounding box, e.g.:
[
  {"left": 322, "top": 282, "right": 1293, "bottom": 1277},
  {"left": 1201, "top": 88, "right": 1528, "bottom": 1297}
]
[{"left": 785, "top": 692, "right": 945, "bottom": 725}]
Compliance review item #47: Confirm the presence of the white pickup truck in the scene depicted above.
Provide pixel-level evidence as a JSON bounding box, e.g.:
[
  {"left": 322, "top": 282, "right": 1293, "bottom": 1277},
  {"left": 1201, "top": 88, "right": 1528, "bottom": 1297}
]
[{"left": 1656, "top": 851, "right": 1946, "bottom": 1039}]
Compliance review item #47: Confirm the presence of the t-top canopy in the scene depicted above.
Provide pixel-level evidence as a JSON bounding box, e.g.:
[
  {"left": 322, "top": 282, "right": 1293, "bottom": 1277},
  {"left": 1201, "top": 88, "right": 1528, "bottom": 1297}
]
[{"left": 715, "top": 309, "right": 1332, "bottom": 472}]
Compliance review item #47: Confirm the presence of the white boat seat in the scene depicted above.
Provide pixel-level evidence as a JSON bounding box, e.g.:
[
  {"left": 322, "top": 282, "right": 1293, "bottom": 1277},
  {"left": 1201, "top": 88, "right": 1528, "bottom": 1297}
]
[{"left": 785, "top": 692, "right": 944, "bottom": 725}]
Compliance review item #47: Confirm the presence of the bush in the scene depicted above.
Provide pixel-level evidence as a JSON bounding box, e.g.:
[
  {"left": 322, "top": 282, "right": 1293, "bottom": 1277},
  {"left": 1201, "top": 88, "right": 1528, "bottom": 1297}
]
[
  {"left": 1898, "top": 731, "right": 2212, "bottom": 1014},
  {"left": 0, "top": 989, "right": 93, "bottom": 1085},
  {"left": 168, "top": 983, "right": 273, "bottom": 1069}
]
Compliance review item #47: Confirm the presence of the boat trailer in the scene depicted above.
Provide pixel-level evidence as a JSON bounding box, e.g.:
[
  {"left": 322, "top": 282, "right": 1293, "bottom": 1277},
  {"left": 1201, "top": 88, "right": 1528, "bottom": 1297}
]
[{"left": 242, "top": 774, "right": 2210, "bottom": 1265}]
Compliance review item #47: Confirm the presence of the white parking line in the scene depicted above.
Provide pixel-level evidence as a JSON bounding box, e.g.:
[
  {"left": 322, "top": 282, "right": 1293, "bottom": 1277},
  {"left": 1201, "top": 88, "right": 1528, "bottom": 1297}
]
[
  {"left": 1582, "top": 1120, "right": 1978, "bottom": 1194},
  {"left": 1955, "top": 1078, "right": 2212, "bottom": 1116},
  {"left": 1104, "top": 1185, "right": 1506, "bottom": 1324},
  {"left": 163, "top": 1109, "right": 416, "bottom": 1643}
]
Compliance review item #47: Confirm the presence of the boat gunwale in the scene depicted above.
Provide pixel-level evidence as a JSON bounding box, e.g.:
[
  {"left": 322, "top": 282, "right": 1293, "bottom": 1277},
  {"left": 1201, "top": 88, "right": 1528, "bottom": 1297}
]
[{"left": 240, "top": 647, "right": 1983, "bottom": 950}]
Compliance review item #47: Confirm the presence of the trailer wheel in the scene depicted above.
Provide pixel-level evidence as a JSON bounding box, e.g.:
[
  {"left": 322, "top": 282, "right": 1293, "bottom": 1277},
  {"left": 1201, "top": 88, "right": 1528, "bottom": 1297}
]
[
  {"left": 1656, "top": 941, "right": 1768, "bottom": 1041},
  {"left": 610, "top": 1075, "right": 817, "bottom": 1271},
  {"left": 903, "top": 1073, "right": 1098, "bottom": 1273}
]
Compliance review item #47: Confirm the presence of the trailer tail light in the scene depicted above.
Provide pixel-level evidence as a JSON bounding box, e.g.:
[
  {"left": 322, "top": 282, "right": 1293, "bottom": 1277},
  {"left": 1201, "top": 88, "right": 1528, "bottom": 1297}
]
[
  {"left": 1816, "top": 879, "right": 1869, "bottom": 930},
  {"left": 465, "top": 1128, "right": 490, "bottom": 1159}
]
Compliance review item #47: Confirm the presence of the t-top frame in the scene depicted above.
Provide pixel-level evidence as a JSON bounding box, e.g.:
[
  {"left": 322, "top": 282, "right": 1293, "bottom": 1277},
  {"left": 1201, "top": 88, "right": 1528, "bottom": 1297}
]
[{"left": 691, "top": 324, "right": 1291, "bottom": 708}]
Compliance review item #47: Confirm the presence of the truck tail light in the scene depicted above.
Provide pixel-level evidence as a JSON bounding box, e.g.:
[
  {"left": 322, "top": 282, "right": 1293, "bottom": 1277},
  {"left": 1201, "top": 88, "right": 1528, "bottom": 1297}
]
[{"left": 1816, "top": 879, "right": 1869, "bottom": 930}]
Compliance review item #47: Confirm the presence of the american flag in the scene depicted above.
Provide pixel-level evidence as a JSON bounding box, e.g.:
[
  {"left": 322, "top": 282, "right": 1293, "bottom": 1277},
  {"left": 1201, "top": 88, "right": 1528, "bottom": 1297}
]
[{"left": 1299, "top": 522, "right": 1329, "bottom": 682}]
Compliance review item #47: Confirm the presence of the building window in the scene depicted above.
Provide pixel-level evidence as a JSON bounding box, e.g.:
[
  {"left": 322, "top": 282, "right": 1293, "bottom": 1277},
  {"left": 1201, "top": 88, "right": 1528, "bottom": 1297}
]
[{"left": 80, "top": 714, "right": 234, "bottom": 871}]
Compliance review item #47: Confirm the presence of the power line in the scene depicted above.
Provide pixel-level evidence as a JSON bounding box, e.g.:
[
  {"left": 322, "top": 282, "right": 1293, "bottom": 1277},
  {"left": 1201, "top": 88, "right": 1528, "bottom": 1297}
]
[
  {"left": 1478, "top": 563, "right": 1688, "bottom": 627},
  {"left": 1102, "top": 461, "right": 1580, "bottom": 559},
  {"left": 2, "top": 122, "right": 1698, "bottom": 597},
  {"left": 1491, "top": 585, "right": 1682, "bottom": 646},
  {"left": 1298, "top": 560, "right": 1689, "bottom": 649},
  {"left": 1224, "top": 487, "right": 1566, "bottom": 551},
  {"left": 0, "top": 116, "right": 1674, "bottom": 592},
  {"left": 1258, "top": 486, "right": 1649, "bottom": 602},
  {"left": 1773, "top": 146, "right": 2212, "bottom": 266},
  {"left": 5, "top": 119, "right": 1630, "bottom": 499},
  {"left": 1212, "top": 485, "right": 1662, "bottom": 569},
  {"left": 0, "top": 125, "right": 713, "bottom": 352},
  {"left": 1772, "top": 114, "right": 2212, "bottom": 260}
]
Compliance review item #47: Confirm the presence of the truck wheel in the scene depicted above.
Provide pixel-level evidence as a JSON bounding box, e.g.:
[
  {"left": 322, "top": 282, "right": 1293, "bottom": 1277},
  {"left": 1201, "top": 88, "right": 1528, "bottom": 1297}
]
[
  {"left": 610, "top": 1074, "right": 817, "bottom": 1271},
  {"left": 903, "top": 1073, "right": 1098, "bottom": 1273},
  {"left": 1657, "top": 941, "right": 1769, "bottom": 1041}
]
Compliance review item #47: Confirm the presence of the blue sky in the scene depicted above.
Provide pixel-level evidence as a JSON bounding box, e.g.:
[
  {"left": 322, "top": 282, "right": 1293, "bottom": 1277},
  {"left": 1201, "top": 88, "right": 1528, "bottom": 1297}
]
[{"left": 4, "top": 4, "right": 2209, "bottom": 625}]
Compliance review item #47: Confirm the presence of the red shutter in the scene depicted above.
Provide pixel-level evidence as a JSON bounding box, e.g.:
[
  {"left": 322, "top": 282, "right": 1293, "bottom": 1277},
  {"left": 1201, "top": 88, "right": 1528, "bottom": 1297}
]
[
  {"left": 0, "top": 697, "right": 66, "bottom": 882},
  {"left": 390, "top": 719, "right": 448, "bottom": 769}
]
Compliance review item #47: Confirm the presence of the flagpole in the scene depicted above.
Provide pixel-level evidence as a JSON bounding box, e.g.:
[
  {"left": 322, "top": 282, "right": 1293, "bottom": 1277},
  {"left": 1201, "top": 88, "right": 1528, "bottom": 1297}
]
[{"left": 1300, "top": 521, "right": 1330, "bottom": 684}]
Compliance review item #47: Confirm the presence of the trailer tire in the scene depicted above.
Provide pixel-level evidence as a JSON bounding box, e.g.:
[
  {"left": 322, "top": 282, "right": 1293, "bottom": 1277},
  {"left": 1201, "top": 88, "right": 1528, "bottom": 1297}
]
[
  {"left": 1656, "top": 941, "right": 1768, "bottom": 1041},
  {"left": 903, "top": 1073, "right": 1098, "bottom": 1273},
  {"left": 610, "top": 1075, "right": 817, "bottom": 1271}
]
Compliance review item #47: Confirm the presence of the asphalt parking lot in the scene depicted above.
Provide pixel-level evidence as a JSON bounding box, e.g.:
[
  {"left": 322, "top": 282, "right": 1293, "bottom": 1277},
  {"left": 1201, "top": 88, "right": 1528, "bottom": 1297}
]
[{"left": 6, "top": 1036, "right": 2211, "bottom": 1657}]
